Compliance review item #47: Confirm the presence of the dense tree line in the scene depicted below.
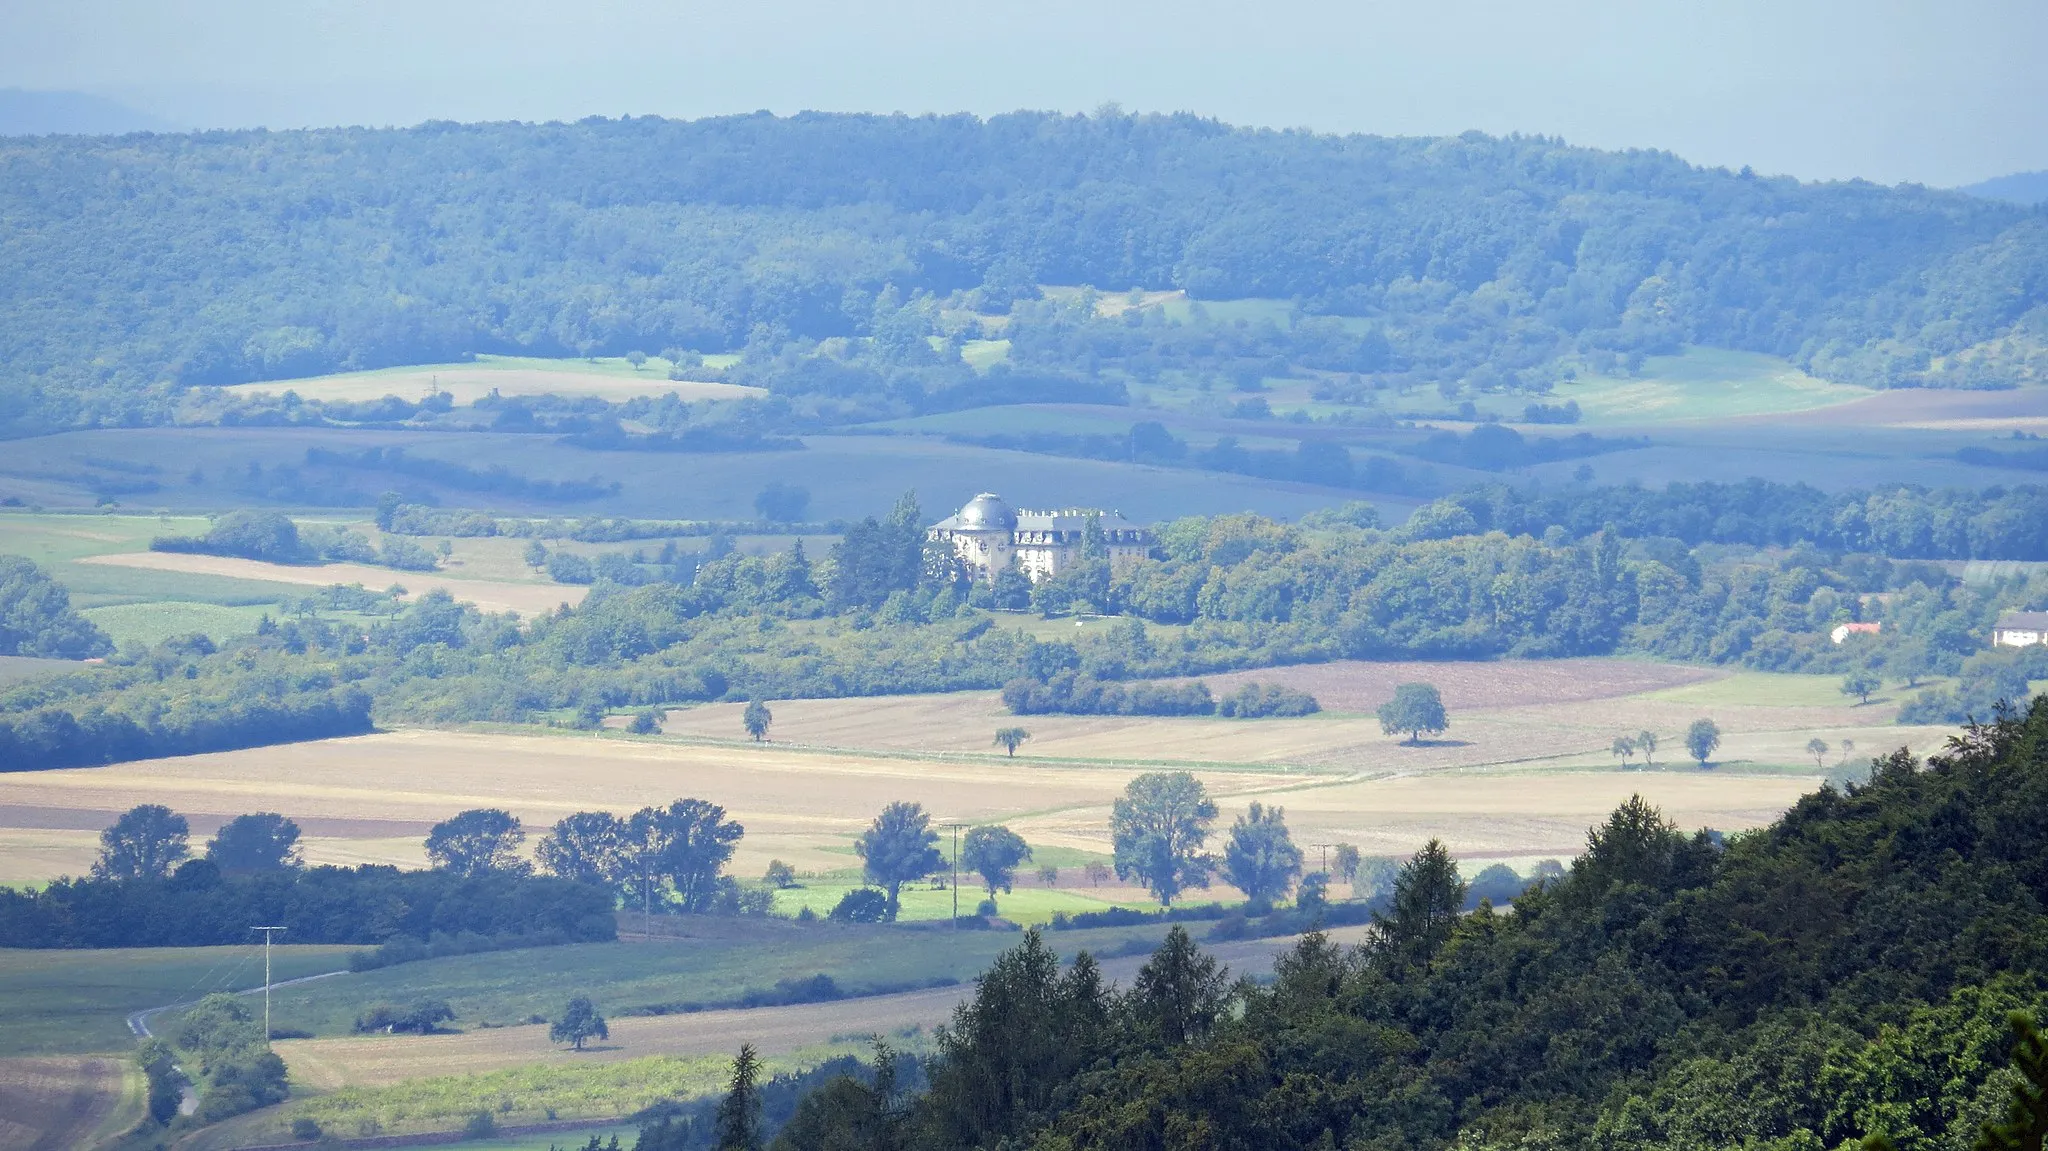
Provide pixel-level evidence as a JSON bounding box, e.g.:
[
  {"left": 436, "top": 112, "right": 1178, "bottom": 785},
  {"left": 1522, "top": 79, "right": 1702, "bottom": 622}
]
[
  {"left": 729, "top": 699, "right": 2048, "bottom": 1151},
  {"left": 4, "top": 112, "right": 2046, "bottom": 436},
  {"left": 0, "top": 863, "right": 616, "bottom": 948}
]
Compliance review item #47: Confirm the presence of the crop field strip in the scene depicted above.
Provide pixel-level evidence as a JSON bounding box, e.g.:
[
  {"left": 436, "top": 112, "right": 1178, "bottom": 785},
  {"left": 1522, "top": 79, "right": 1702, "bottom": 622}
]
[{"left": 0, "top": 661, "right": 1919, "bottom": 885}]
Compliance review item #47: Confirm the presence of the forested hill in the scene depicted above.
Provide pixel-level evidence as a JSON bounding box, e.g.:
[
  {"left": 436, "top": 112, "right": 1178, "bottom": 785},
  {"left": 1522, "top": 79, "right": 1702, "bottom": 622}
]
[{"left": 3, "top": 111, "right": 2045, "bottom": 424}]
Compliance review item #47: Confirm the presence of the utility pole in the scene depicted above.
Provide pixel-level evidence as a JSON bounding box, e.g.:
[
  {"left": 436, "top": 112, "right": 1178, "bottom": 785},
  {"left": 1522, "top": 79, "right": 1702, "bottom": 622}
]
[
  {"left": 1311, "top": 842, "right": 1331, "bottom": 876},
  {"left": 250, "top": 926, "right": 286, "bottom": 1045},
  {"left": 947, "top": 823, "right": 966, "bottom": 927}
]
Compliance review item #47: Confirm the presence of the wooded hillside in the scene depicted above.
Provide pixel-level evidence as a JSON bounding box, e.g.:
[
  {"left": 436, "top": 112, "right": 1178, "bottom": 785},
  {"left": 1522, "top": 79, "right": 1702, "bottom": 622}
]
[{"left": 4, "top": 112, "right": 2045, "bottom": 434}]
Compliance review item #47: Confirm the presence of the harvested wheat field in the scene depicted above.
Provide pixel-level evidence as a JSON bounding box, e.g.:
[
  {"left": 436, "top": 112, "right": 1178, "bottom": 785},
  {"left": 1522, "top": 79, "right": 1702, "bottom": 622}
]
[
  {"left": 0, "top": 730, "right": 1320, "bottom": 878},
  {"left": 0, "top": 1056, "right": 136, "bottom": 1151},
  {"left": 78, "top": 552, "right": 585, "bottom": 616}
]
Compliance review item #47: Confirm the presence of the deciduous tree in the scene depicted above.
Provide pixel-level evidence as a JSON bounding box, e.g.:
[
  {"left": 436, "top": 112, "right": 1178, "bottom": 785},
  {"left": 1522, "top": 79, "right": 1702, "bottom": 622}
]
[
  {"left": 549, "top": 996, "right": 607, "bottom": 1051},
  {"left": 1686, "top": 718, "right": 1722, "bottom": 769},
  {"left": 961, "top": 825, "right": 1032, "bottom": 899},
  {"left": 94, "top": 804, "right": 190, "bottom": 880},
  {"left": 1378, "top": 682, "right": 1448, "bottom": 744},
  {"left": 424, "top": 808, "right": 530, "bottom": 877},
  {"left": 1221, "top": 801, "right": 1303, "bottom": 909},
  {"left": 1111, "top": 771, "right": 1216, "bottom": 906},
  {"left": 204, "top": 812, "right": 301, "bottom": 873},
  {"left": 856, "top": 802, "right": 944, "bottom": 919}
]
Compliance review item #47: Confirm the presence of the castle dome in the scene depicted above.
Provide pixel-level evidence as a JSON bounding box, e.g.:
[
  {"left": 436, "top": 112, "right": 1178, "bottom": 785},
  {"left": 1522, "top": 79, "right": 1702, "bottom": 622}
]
[{"left": 955, "top": 492, "right": 1018, "bottom": 530}]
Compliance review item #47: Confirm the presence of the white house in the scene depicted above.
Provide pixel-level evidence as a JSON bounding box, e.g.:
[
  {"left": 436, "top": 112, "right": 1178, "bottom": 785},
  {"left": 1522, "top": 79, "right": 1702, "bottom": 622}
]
[{"left": 1993, "top": 611, "right": 2048, "bottom": 648}]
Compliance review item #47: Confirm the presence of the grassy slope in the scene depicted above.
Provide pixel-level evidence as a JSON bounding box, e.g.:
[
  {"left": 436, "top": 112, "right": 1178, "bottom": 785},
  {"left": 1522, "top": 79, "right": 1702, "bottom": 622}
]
[
  {"left": 0, "top": 944, "right": 359, "bottom": 1056},
  {"left": 266, "top": 920, "right": 1163, "bottom": 1039}
]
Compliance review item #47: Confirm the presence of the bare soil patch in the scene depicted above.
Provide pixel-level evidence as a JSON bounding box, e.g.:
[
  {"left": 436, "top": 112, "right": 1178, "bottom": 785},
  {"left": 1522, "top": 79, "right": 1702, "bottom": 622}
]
[
  {"left": 78, "top": 551, "right": 586, "bottom": 616},
  {"left": 0, "top": 1056, "right": 129, "bottom": 1151}
]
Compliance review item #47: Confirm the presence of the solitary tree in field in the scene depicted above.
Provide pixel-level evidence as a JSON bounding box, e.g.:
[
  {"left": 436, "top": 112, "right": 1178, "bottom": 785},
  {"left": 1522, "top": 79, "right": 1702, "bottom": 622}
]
[
  {"left": 1805, "top": 738, "right": 1831, "bottom": 769},
  {"left": 960, "top": 825, "right": 1033, "bottom": 901},
  {"left": 1636, "top": 729, "right": 1659, "bottom": 768},
  {"left": 424, "top": 808, "right": 530, "bottom": 877},
  {"left": 1610, "top": 735, "right": 1637, "bottom": 769},
  {"left": 763, "top": 860, "right": 796, "bottom": 889},
  {"left": 205, "top": 812, "right": 302, "bottom": 873},
  {"left": 1111, "top": 771, "right": 1217, "bottom": 906},
  {"left": 1037, "top": 863, "right": 1060, "bottom": 886},
  {"left": 629, "top": 710, "right": 663, "bottom": 735},
  {"left": 94, "top": 804, "right": 190, "bottom": 881},
  {"left": 743, "top": 699, "right": 773, "bottom": 742},
  {"left": 626, "top": 350, "right": 648, "bottom": 370},
  {"left": 856, "top": 802, "right": 945, "bottom": 920},
  {"left": 1377, "top": 682, "right": 1448, "bottom": 745},
  {"left": 1842, "top": 670, "right": 1881, "bottom": 705},
  {"left": 1840, "top": 737, "right": 1856, "bottom": 765},
  {"left": 993, "top": 727, "right": 1031, "bottom": 757},
  {"left": 1221, "top": 802, "right": 1304, "bottom": 910},
  {"left": 1686, "top": 718, "right": 1722, "bottom": 769},
  {"left": 549, "top": 995, "right": 607, "bottom": 1051}
]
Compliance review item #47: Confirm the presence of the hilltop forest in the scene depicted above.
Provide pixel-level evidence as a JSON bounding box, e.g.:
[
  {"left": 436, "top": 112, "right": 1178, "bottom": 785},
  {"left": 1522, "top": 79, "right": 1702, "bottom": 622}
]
[{"left": 4, "top": 111, "right": 2047, "bottom": 436}]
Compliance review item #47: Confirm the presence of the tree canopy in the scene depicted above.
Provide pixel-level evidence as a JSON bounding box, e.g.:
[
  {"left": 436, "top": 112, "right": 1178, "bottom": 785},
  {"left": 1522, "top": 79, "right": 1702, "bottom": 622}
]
[{"left": 1111, "top": 771, "right": 1217, "bottom": 906}]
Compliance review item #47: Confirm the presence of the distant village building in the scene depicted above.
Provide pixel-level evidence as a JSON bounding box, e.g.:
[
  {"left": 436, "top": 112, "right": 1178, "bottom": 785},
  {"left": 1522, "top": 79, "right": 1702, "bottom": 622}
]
[
  {"left": 929, "top": 493, "right": 1155, "bottom": 582},
  {"left": 1830, "top": 621, "right": 1882, "bottom": 644},
  {"left": 1992, "top": 611, "right": 2048, "bottom": 648}
]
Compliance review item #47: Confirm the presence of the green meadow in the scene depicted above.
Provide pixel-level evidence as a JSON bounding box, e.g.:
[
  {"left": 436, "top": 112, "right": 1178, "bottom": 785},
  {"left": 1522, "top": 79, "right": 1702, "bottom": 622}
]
[
  {"left": 0, "top": 944, "right": 360, "bottom": 1056},
  {"left": 261, "top": 920, "right": 1164, "bottom": 1039}
]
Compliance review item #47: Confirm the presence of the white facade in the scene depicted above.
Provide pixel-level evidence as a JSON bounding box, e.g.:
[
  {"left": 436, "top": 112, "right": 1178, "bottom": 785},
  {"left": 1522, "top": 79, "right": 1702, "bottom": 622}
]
[
  {"left": 929, "top": 493, "right": 1154, "bottom": 583},
  {"left": 1993, "top": 611, "right": 2048, "bottom": 647}
]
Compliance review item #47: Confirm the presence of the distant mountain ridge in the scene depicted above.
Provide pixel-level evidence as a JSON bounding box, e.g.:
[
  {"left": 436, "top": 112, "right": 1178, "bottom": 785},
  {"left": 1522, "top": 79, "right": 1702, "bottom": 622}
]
[
  {"left": 0, "top": 89, "right": 176, "bottom": 137},
  {"left": 1960, "top": 170, "right": 2048, "bottom": 206}
]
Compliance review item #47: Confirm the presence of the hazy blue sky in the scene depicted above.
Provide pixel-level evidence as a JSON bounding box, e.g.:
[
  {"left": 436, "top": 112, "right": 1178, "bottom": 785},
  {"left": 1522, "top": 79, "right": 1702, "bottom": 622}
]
[{"left": 3, "top": 0, "right": 2042, "bottom": 186}]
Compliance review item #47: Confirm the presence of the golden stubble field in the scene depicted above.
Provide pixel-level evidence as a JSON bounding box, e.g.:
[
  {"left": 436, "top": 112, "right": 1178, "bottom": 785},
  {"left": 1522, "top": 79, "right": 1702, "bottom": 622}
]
[{"left": 0, "top": 658, "right": 1956, "bottom": 884}]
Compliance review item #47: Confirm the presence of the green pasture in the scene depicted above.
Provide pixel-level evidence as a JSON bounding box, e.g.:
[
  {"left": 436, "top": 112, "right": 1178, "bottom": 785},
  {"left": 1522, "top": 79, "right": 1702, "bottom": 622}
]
[
  {"left": 264, "top": 920, "right": 1162, "bottom": 1038},
  {"left": 0, "top": 944, "right": 360, "bottom": 1056},
  {"left": 1539, "top": 348, "right": 1873, "bottom": 425},
  {"left": 81, "top": 601, "right": 279, "bottom": 648},
  {"left": 769, "top": 882, "right": 1138, "bottom": 925},
  {"left": 1641, "top": 670, "right": 1931, "bottom": 709},
  {"left": 191, "top": 1050, "right": 797, "bottom": 1150}
]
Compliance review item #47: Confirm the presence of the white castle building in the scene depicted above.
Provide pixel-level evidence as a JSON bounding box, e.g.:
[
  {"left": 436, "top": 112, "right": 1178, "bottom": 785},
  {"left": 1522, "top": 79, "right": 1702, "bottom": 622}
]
[{"left": 929, "top": 493, "right": 1155, "bottom": 582}]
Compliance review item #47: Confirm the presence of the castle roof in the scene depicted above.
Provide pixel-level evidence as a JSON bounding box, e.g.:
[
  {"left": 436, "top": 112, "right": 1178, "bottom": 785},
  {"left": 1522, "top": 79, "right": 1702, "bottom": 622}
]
[{"left": 934, "top": 492, "right": 1018, "bottom": 531}]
